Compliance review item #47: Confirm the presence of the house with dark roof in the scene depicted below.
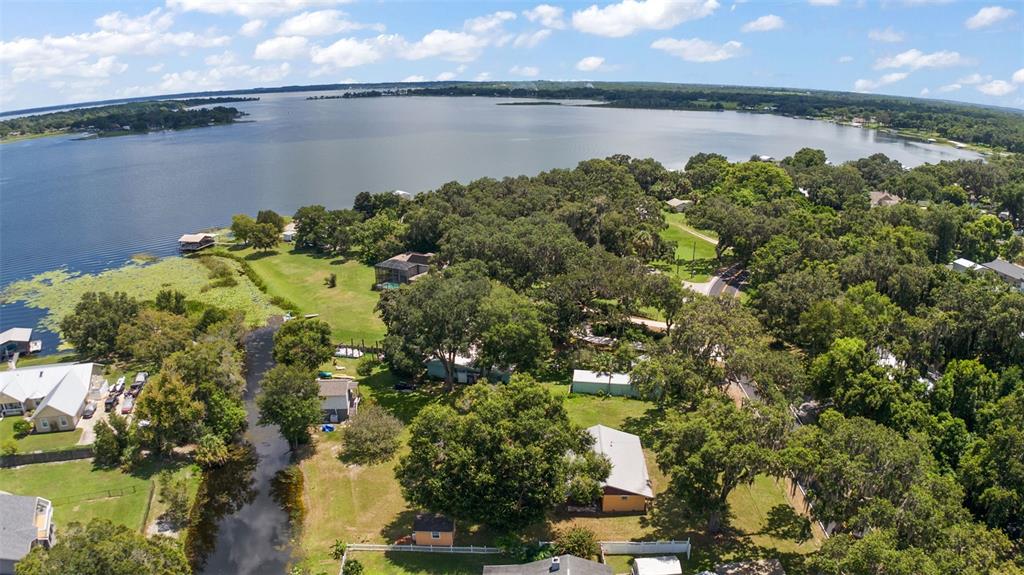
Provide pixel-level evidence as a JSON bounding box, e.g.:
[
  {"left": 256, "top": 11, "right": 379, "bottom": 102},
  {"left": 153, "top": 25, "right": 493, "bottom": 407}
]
[
  {"left": 0, "top": 494, "right": 54, "bottom": 575},
  {"left": 412, "top": 512, "right": 455, "bottom": 546},
  {"left": 374, "top": 252, "right": 433, "bottom": 289},
  {"left": 317, "top": 377, "right": 359, "bottom": 423},
  {"left": 483, "top": 555, "right": 611, "bottom": 574},
  {"left": 981, "top": 258, "right": 1024, "bottom": 291}
]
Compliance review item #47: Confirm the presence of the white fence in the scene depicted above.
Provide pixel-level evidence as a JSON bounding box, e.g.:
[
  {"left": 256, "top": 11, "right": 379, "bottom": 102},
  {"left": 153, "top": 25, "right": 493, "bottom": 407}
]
[
  {"left": 346, "top": 543, "right": 501, "bottom": 554},
  {"left": 600, "top": 540, "right": 692, "bottom": 559}
]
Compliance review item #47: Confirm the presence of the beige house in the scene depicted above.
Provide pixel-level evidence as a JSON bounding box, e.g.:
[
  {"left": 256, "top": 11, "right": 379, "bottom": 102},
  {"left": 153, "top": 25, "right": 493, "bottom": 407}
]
[
  {"left": 588, "top": 425, "right": 654, "bottom": 513},
  {"left": 0, "top": 363, "right": 101, "bottom": 433}
]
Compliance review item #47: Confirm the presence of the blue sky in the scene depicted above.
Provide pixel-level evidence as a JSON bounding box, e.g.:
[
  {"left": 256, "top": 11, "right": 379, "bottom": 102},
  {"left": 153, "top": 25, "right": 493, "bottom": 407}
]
[{"left": 1, "top": 0, "right": 1022, "bottom": 111}]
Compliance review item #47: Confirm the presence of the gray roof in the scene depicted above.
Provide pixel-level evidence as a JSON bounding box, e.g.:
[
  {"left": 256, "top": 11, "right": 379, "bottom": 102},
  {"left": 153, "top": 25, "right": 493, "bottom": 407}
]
[
  {"left": 0, "top": 494, "right": 48, "bottom": 562},
  {"left": 317, "top": 378, "right": 357, "bottom": 397},
  {"left": 588, "top": 424, "right": 654, "bottom": 498},
  {"left": 413, "top": 512, "right": 454, "bottom": 532},
  {"left": 0, "top": 327, "right": 32, "bottom": 345},
  {"left": 483, "top": 555, "right": 612, "bottom": 575},
  {"left": 983, "top": 259, "right": 1024, "bottom": 281},
  {"left": 375, "top": 252, "right": 433, "bottom": 271}
]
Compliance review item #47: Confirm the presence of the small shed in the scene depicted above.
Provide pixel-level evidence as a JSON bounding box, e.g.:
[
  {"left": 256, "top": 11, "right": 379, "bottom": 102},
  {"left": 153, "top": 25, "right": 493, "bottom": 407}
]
[
  {"left": 633, "top": 556, "right": 683, "bottom": 575},
  {"left": 412, "top": 512, "right": 454, "bottom": 546},
  {"left": 951, "top": 258, "right": 981, "bottom": 273},
  {"left": 282, "top": 222, "right": 296, "bottom": 242},
  {"left": 571, "top": 369, "right": 636, "bottom": 398},
  {"left": 317, "top": 377, "right": 359, "bottom": 423},
  {"left": 178, "top": 233, "right": 215, "bottom": 252}
]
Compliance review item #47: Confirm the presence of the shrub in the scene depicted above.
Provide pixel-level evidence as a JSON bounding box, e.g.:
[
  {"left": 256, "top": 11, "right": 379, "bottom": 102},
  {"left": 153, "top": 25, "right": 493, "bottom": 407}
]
[
  {"left": 330, "top": 540, "right": 347, "bottom": 561},
  {"left": 195, "top": 433, "right": 230, "bottom": 468},
  {"left": 326, "top": 273, "right": 337, "bottom": 288},
  {"left": 342, "top": 559, "right": 364, "bottom": 575},
  {"left": 551, "top": 525, "right": 600, "bottom": 560},
  {"left": 12, "top": 419, "right": 33, "bottom": 438},
  {"left": 355, "top": 355, "right": 379, "bottom": 377},
  {"left": 342, "top": 404, "right": 403, "bottom": 464},
  {"left": 157, "top": 470, "right": 190, "bottom": 528},
  {"left": 1, "top": 440, "right": 18, "bottom": 456}
]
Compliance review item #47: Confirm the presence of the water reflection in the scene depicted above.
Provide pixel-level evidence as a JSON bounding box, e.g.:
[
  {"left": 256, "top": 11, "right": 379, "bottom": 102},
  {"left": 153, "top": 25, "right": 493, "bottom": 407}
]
[{"left": 184, "top": 442, "right": 258, "bottom": 571}]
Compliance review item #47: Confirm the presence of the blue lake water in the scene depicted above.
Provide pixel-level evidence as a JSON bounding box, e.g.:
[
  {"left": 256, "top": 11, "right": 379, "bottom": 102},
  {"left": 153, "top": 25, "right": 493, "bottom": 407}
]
[{"left": 0, "top": 93, "right": 981, "bottom": 348}]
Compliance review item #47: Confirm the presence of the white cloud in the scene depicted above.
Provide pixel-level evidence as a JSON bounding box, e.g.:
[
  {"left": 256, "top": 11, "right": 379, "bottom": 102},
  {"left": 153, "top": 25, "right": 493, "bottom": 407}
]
[
  {"left": 402, "top": 75, "right": 426, "bottom": 82},
  {"left": 96, "top": 8, "right": 174, "bottom": 34},
  {"left": 808, "top": 0, "right": 840, "bottom": 5},
  {"left": 276, "top": 10, "right": 381, "bottom": 36},
  {"left": 166, "top": 0, "right": 351, "bottom": 19},
  {"left": 977, "top": 80, "right": 1017, "bottom": 96},
  {"left": 938, "top": 83, "right": 961, "bottom": 92},
  {"left": 576, "top": 56, "right": 606, "bottom": 71},
  {"left": 402, "top": 30, "right": 489, "bottom": 62},
  {"left": 965, "top": 6, "right": 1015, "bottom": 30},
  {"left": 853, "top": 72, "right": 909, "bottom": 92},
  {"left": 310, "top": 36, "right": 390, "bottom": 68},
  {"left": 573, "top": 0, "right": 719, "bottom": 38},
  {"left": 920, "top": 88, "right": 930, "bottom": 96},
  {"left": 158, "top": 62, "right": 291, "bottom": 92},
  {"left": 509, "top": 65, "right": 539, "bottom": 77},
  {"left": 204, "top": 51, "right": 236, "bottom": 66},
  {"left": 1013, "top": 68, "right": 1024, "bottom": 83},
  {"left": 650, "top": 37, "right": 742, "bottom": 62},
  {"left": 465, "top": 11, "right": 516, "bottom": 35},
  {"left": 436, "top": 71, "right": 457, "bottom": 81},
  {"left": 239, "top": 19, "right": 266, "bottom": 36},
  {"left": 523, "top": 4, "right": 566, "bottom": 29},
  {"left": 146, "top": 63, "right": 165, "bottom": 73},
  {"left": 474, "top": 72, "right": 491, "bottom": 81},
  {"left": 513, "top": 29, "right": 552, "bottom": 48},
  {"left": 868, "top": 26, "right": 904, "bottom": 42},
  {"left": 875, "top": 49, "right": 971, "bottom": 70},
  {"left": 838, "top": 55, "right": 854, "bottom": 63},
  {"left": 741, "top": 14, "right": 784, "bottom": 32},
  {"left": 253, "top": 36, "right": 309, "bottom": 60},
  {"left": 957, "top": 73, "right": 990, "bottom": 85}
]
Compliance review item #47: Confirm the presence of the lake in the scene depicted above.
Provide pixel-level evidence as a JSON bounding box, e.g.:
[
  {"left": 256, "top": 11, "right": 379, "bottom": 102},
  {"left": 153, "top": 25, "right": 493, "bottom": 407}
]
[{"left": 0, "top": 93, "right": 981, "bottom": 344}]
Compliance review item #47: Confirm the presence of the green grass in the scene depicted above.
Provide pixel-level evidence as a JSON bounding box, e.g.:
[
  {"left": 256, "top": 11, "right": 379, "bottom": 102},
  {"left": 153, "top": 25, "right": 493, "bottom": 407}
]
[
  {"left": 347, "top": 551, "right": 502, "bottom": 574},
  {"left": 0, "top": 353, "right": 77, "bottom": 371},
  {"left": 0, "top": 256, "right": 282, "bottom": 343},
  {"left": 656, "top": 212, "right": 719, "bottom": 282},
  {"left": 228, "top": 244, "right": 386, "bottom": 343},
  {"left": 0, "top": 416, "right": 83, "bottom": 452}
]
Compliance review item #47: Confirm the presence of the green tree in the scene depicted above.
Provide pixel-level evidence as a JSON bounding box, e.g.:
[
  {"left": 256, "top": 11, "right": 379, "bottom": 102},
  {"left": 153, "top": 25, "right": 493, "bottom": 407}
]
[
  {"left": 156, "top": 470, "right": 190, "bottom": 528},
  {"left": 342, "top": 559, "right": 364, "bottom": 575},
  {"left": 15, "top": 519, "right": 189, "bottom": 575},
  {"left": 551, "top": 526, "right": 600, "bottom": 560},
  {"left": 273, "top": 319, "right": 333, "bottom": 370},
  {"left": 395, "top": 378, "right": 606, "bottom": 530},
  {"left": 134, "top": 375, "right": 204, "bottom": 455},
  {"left": 154, "top": 289, "right": 187, "bottom": 315},
  {"left": 654, "top": 397, "right": 787, "bottom": 532},
  {"left": 257, "top": 364, "right": 321, "bottom": 447},
  {"left": 342, "top": 403, "right": 403, "bottom": 464},
  {"left": 353, "top": 213, "right": 407, "bottom": 264},
  {"left": 116, "top": 309, "right": 192, "bottom": 365},
  {"left": 249, "top": 221, "right": 280, "bottom": 252},
  {"left": 195, "top": 433, "right": 230, "bottom": 468},
  {"left": 960, "top": 214, "right": 1012, "bottom": 262},
  {"left": 641, "top": 273, "right": 688, "bottom": 336},
  {"left": 256, "top": 209, "right": 285, "bottom": 232},
  {"left": 60, "top": 291, "right": 139, "bottom": 358},
  {"left": 960, "top": 388, "right": 1024, "bottom": 538},
  {"left": 231, "top": 213, "right": 256, "bottom": 245},
  {"left": 930, "top": 359, "right": 1000, "bottom": 430},
  {"left": 476, "top": 284, "right": 551, "bottom": 373}
]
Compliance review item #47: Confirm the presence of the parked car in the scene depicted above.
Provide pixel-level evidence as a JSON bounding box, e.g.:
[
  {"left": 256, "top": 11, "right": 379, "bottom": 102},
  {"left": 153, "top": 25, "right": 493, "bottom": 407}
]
[
  {"left": 134, "top": 372, "right": 148, "bottom": 385},
  {"left": 82, "top": 402, "right": 97, "bottom": 419},
  {"left": 120, "top": 396, "right": 135, "bottom": 415},
  {"left": 111, "top": 379, "right": 124, "bottom": 395},
  {"left": 105, "top": 395, "right": 119, "bottom": 411},
  {"left": 394, "top": 381, "right": 415, "bottom": 392}
]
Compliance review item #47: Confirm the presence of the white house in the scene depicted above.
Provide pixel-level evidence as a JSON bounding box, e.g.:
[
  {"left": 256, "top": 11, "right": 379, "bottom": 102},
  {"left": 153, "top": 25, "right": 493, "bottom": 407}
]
[{"left": 0, "top": 363, "right": 101, "bottom": 433}]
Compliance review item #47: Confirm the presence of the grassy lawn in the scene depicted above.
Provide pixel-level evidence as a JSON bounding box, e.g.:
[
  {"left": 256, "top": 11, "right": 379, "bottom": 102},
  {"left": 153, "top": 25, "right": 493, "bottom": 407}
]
[
  {"left": 228, "top": 244, "right": 386, "bottom": 344},
  {"left": 0, "top": 416, "right": 83, "bottom": 452},
  {"left": 0, "top": 459, "right": 192, "bottom": 532},
  {"left": 297, "top": 371, "right": 817, "bottom": 573},
  {"left": 656, "top": 212, "right": 719, "bottom": 283},
  {"left": 347, "top": 551, "right": 503, "bottom": 574},
  {"left": 0, "top": 353, "right": 77, "bottom": 372}
]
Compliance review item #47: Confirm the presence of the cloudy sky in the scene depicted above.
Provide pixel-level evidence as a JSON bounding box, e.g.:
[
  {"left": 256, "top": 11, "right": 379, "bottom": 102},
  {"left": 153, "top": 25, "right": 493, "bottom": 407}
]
[{"left": 1, "top": 0, "right": 1022, "bottom": 112}]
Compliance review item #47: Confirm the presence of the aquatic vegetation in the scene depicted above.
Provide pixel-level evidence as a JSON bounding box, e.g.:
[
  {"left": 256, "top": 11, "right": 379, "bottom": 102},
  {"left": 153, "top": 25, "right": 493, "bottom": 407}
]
[{"left": 1, "top": 256, "right": 282, "bottom": 338}]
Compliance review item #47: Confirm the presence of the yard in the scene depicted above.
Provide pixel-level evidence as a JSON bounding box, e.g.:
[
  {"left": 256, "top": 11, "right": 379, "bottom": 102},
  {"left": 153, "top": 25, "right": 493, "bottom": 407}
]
[
  {"left": 0, "top": 415, "right": 83, "bottom": 452},
  {"left": 297, "top": 370, "right": 819, "bottom": 574},
  {"left": 228, "top": 244, "right": 386, "bottom": 344},
  {"left": 656, "top": 212, "right": 719, "bottom": 282},
  {"left": 0, "top": 459, "right": 198, "bottom": 533}
]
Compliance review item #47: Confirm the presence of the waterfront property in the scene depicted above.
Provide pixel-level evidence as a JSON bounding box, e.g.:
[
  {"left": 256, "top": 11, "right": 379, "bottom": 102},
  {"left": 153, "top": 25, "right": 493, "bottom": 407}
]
[
  {"left": 374, "top": 252, "right": 433, "bottom": 289},
  {"left": 587, "top": 425, "right": 654, "bottom": 513},
  {"left": 483, "top": 555, "right": 611, "bottom": 575},
  {"left": 0, "top": 328, "right": 41, "bottom": 362},
  {"left": 412, "top": 512, "right": 455, "bottom": 546},
  {"left": 0, "top": 494, "right": 54, "bottom": 575},
  {"left": 0, "top": 363, "right": 102, "bottom": 433},
  {"left": 318, "top": 376, "right": 359, "bottom": 423},
  {"left": 177, "top": 232, "right": 215, "bottom": 252},
  {"left": 571, "top": 369, "right": 636, "bottom": 398}
]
